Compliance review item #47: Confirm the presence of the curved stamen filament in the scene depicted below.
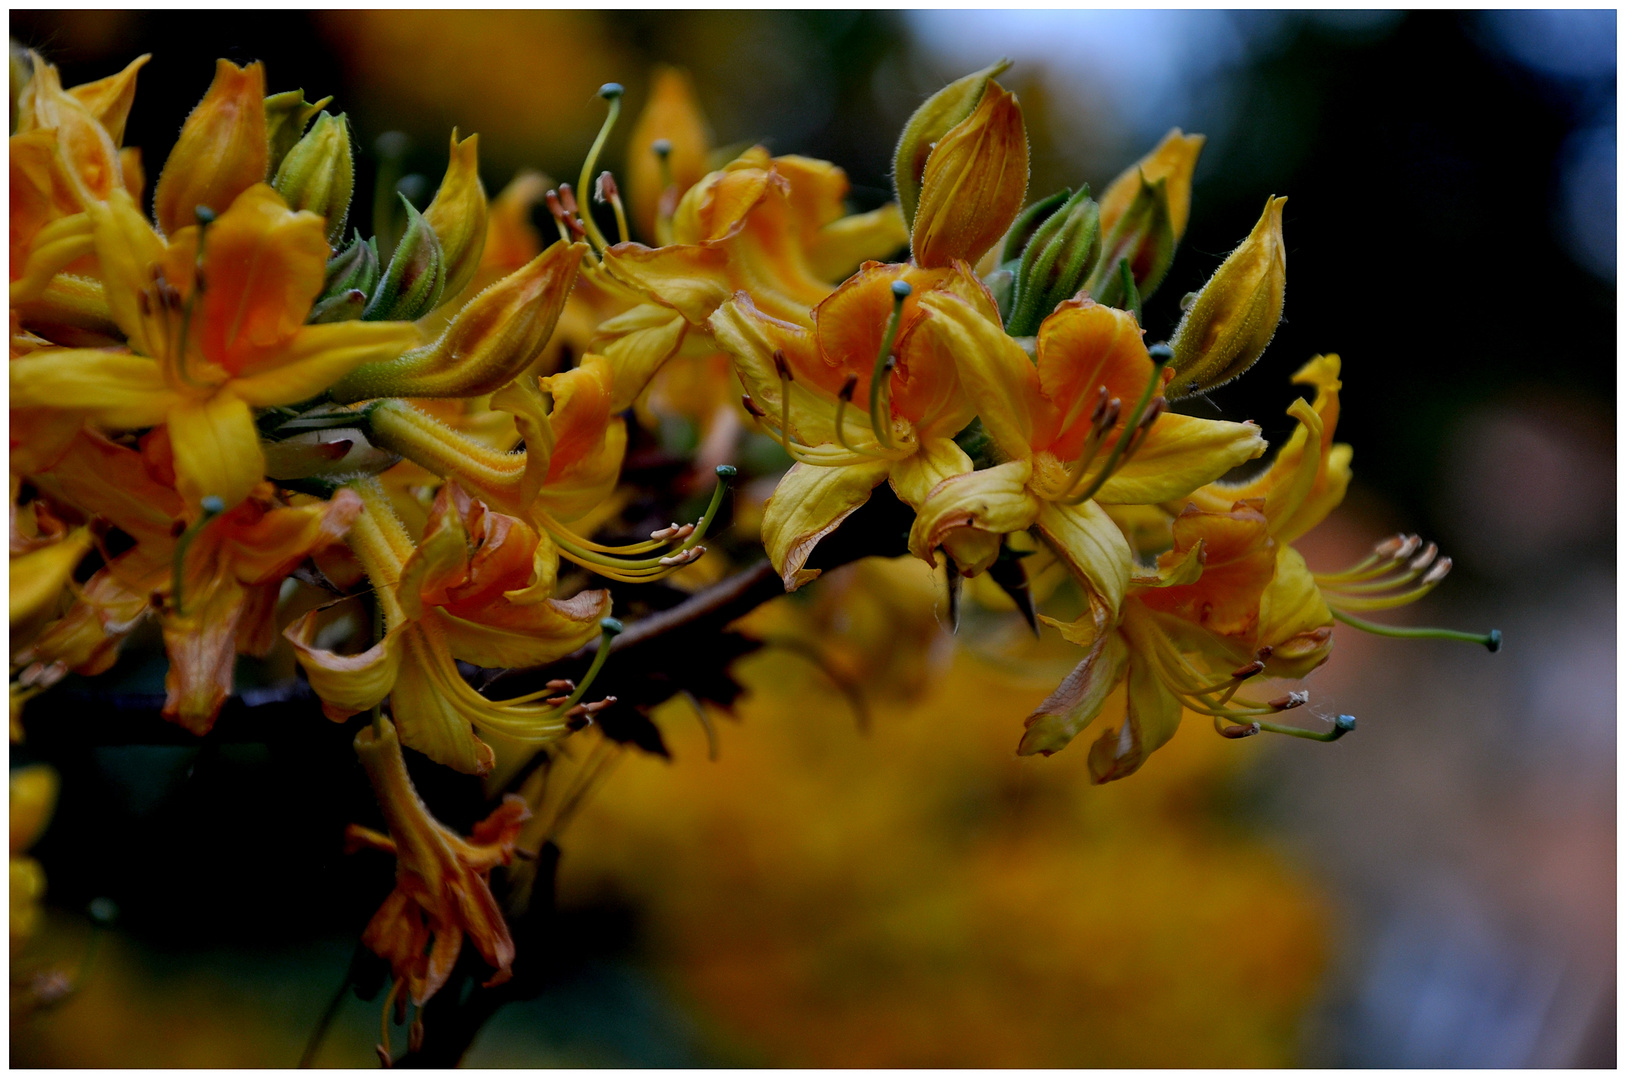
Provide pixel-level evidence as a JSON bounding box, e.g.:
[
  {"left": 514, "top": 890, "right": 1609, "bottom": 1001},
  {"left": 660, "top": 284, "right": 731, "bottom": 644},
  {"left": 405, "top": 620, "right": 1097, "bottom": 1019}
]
[
  {"left": 832, "top": 373, "right": 860, "bottom": 452},
  {"left": 541, "top": 466, "right": 734, "bottom": 580},
  {"left": 1066, "top": 346, "right": 1170, "bottom": 505},
  {"left": 1330, "top": 606, "right": 1501, "bottom": 651},
  {"left": 496, "top": 618, "right": 623, "bottom": 707},
  {"left": 868, "top": 280, "right": 911, "bottom": 449},
  {"left": 576, "top": 84, "right": 623, "bottom": 253}
]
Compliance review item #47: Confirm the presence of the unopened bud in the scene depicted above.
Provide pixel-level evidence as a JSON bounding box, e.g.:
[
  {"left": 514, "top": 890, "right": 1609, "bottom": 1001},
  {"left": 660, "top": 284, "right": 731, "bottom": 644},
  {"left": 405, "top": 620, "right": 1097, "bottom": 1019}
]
[
  {"left": 153, "top": 59, "right": 268, "bottom": 235},
  {"left": 263, "top": 88, "right": 331, "bottom": 177},
  {"left": 1005, "top": 186, "right": 1102, "bottom": 336},
  {"left": 1082, "top": 173, "right": 1175, "bottom": 308},
  {"left": 893, "top": 58, "right": 1011, "bottom": 226},
  {"left": 333, "top": 238, "right": 585, "bottom": 400},
  {"left": 911, "top": 80, "right": 1029, "bottom": 270},
  {"left": 316, "top": 231, "right": 379, "bottom": 308},
  {"left": 272, "top": 111, "right": 354, "bottom": 244},
  {"left": 1098, "top": 129, "right": 1204, "bottom": 246},
  {"left": 362, "top": 195, "right": 445, "bottom": 321},
  {"left": 1166, "top": 196, "right": 1287, "bottom": 397},
  {"left": 422, "top": 130, "right": 488, "bottom": 300}
]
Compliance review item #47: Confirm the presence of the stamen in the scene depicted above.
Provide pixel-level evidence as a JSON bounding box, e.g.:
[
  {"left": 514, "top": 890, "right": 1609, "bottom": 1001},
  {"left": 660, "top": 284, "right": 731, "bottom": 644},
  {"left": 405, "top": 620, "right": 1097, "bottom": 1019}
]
[
  {"left": 497, "top": 618, "right": 622, "bottom": 708},
  {"left": 1066, "top": 345, "right": 1170, "bottom": 505},
  {"left": 576, "top": 83, "right": 624, "bottom": 252},
  {"left": 741, "top": 394, "right": 766, "bottom": 419},
  {"left": 867, "top": 280, "right": 912, "bottom": 449},
  {"left": 545, "top": 189, "right": 582, "bottom": 243},
  {"left": 775, "top": 348, "right": 800, "bottom": 461},
  {"left": 1268, "top": 691, "right": 1309, "bottom": 710},
  {"left": 169, "top": 495, "right": 226, "bottom": 616},
  {"left": 595, "top": 170, "right": 630, "bottom": 244},
  {"left": 1217, "top": 720, "right": 1261, "bottom": 739},
  {"left": 1407, "top": 542, "right": 1439, "bottom": 573}
]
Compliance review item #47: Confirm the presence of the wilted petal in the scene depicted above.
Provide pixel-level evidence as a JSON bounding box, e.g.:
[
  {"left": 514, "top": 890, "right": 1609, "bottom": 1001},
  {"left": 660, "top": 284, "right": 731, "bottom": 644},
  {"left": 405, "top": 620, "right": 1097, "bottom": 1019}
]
[
  {"left": 1018, "top": 626, "right": 1129, "bottom": 756},
  {"left": 1034, "top": 499, "right": 1132, "bottom": 617},
  {"left": 762, "top": 460, "right": 892, "bottom": 590}
]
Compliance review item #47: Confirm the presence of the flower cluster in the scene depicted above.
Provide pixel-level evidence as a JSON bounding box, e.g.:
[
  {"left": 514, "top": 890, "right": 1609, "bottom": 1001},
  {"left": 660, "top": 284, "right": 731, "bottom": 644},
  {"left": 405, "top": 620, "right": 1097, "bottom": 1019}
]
[{"left": 9, "top": 49, "right": 1497, "bottom": 1048}]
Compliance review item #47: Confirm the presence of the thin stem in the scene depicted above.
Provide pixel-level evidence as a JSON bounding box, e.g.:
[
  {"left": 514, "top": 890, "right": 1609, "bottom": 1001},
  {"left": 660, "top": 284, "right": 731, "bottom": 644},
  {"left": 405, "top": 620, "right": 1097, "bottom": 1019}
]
[{"left": 1331, "top": 607, "right": 1502, "bottom": 651}]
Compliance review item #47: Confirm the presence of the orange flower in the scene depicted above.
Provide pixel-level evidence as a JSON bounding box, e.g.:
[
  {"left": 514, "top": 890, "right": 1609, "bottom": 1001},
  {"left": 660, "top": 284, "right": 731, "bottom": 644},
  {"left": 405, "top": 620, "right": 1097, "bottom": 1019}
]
[
  {"left": 152, "top": 59, "right": 268, "bottom": 236},
  {"left": 347, "top": 718, "right": 529, "bottom": 1007}
]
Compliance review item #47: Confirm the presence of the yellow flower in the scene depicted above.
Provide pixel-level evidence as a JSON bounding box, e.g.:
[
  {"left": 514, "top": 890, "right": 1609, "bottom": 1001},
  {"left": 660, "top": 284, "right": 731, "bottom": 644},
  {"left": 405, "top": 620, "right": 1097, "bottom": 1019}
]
[
  {"left": 9, "top": 183, "right": 419, "bottom": 512},
  {"left": 286, "top": 478, "right": 612, "bottom": 774},
  {"left": 346, "top": 718, "right": 528, "bottom": 1013},
  {"left": 905, "top": 295, "right": 1264, "bottom": 608},
  {"left": 708, "top": 260, "right": 992, "bottom": 589}
]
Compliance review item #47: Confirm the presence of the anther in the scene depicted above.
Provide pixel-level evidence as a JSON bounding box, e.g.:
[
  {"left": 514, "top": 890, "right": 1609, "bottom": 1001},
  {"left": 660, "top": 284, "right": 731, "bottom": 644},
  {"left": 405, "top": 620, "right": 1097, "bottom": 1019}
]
[
  {"left": 408, "top": 1020, "right": 425, "bottom": 1054},
  {"left": 1136, "top": 397, "right": 1167, "bottom": 432},
  {"left": 772, "top": 348, "right": 792, "bottom": 381},
  {"left": 741, "top": 394, "right": 766, "bottom": 419},
  {"left": 1254, "top": 645, "right": 1273, "bottom": 661},
  {"left": 1230, "top": 660, "right": 1265, "bottom": 679},
  {"left": 1098, "top": 398, "right": 1122, "bottom": 433},
  {"left": 1220, "top": 721, "right": 1261, "bottom": 739},
  {"left": 658, "top": 546, "right": 705, "bottom": 567},
  {"left": 545, "top": 696, "right": 571, "bottom": 707},
  {"left": 595, "top": 171, "right": 619, "bottom": 204},
  {"left": 546, "top": 679, "right": 576, "bottom": 692},
  {"left": 1408, "top": 542, "right": 1439, "bottom": 573},
  {"left": 169, "top": 519, "right": 188, "bottom": 538},
  {"left": 1395, "top": 534, "right": 1422, "bottom": 561},
  {"left": 1087, "top": 385, "right": 1111, "bottom": 426},
  {"left": 558, "top": 184, "right": 580, "bottom": 219},
  {"left": 1373, "top": 534, "right": 1407, "bottom": 560},
  {"left": 1268, "top": 691, "right": 1309, "bottom": 710},
  {"left": 838, "top": 373, "right": 858, "bottom": 402},
  {"left": 1421, "top": 557, "right": 1453, "bottom": 585}
]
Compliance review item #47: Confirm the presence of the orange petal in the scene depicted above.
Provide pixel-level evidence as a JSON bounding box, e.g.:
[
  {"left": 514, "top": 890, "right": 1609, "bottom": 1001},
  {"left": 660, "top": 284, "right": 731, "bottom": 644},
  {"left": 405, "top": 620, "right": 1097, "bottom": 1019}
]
[{"left": 153, "top": 59, "right": 269, "bottom": 236}]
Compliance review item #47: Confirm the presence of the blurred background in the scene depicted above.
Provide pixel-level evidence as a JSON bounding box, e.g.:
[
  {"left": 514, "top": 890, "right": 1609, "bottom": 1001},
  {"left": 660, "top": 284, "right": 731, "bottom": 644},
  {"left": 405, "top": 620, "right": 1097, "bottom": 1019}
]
[{"left": 9, "top": 9, "right": 1614, "bottom": 1067}]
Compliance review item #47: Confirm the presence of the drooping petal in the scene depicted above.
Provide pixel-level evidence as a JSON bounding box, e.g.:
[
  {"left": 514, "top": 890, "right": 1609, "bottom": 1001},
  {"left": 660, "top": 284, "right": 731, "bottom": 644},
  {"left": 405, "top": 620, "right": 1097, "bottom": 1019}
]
[
  {"left": 9, "top": 528, "right": 92, "bottom": 628},
  {"left": 166, "top": 390, "right": 264, "bottom": 511},
  {"left": 1255, "top": 544, "right": 1335, "bottom": 679},
  {"left": 285, "top": 610, "right": 405, "bottom": 722},
  {"left": 907, "top": 460, "right": 1038, "bottom": 576},
  {"left": 84, "top": 188, "right": 166, "bottom": 353},
  {"left": 1086, "top": 651, "right": 1184, "bottom": 783},
  {"left": 225, "top": 489, "right": 362, "bottom": 585},
  {"left": 1092, "top": 413, "right": 1265, "bottom": 505},
  {"left": 1018, "top": 625, "right": 1129, "bottom": 757},
  {"left": 762, "top": 460, "right": 892, "bottom": 590},
  {"left": 1033, "top": 499, "right": 1133, "bottom": 617},
  {"left": 160, "top": 576, "right": 247, "bottom": 735}
]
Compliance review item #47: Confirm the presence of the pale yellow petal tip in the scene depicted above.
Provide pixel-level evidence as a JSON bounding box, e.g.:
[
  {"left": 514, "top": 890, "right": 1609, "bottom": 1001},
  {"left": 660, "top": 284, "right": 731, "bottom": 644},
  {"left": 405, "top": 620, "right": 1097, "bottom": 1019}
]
[{"left": 1293, "top": 353, "right": 1342, "bottom": 389}]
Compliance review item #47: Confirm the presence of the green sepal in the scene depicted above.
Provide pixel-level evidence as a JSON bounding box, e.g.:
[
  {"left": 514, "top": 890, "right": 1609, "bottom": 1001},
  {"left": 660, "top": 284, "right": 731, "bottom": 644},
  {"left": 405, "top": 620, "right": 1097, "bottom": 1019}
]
[
  {"left": 362, "top": 196, "right": 445, "bottom": 322},
  {"left": 1006, "top": 187, "right": 1101, "bottom": 336},
  {"left": 999, "top": 188, "right": 1071, "bottom": 265},
  {"left": 1082, "top": 173, "right": 1175, "bottom": 305},
  {"left": 273, "top": 110, "right": 354, "bottom": 245},
  {"left": 264, "top": 89, "right": 332, "bottom": 178},
  {"left": 892, "top": 58, "right": 1011, "bottom": 226}
]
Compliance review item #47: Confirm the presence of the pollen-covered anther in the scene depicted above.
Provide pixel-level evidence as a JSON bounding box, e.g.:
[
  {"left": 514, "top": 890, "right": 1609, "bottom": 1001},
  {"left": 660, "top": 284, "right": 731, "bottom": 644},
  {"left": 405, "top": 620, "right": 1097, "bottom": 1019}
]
[
  {"left": 594, "top": 171, "right": 619, "bottom": 205},
  {"left": 658, "top": 545, "right": 705, "bottom": 567},
  {"left": 1230, "top": 659, "right": 1265, "bottom": 680},
  {"left": 1373, "top": 533, "right": 1410, "bottom": 560},
  {"left": 544, "top": 695, "right": 570, "bottom": 707},
  {"left": 1220, "top": 721, "right": 1261, "bottom": 739},
  {"left": 545, "top": 679, "right": 575, "bottom": 692},
  {"left": 1422, "top": 557, "right": 1453, "bottom": 586},
  {"left": 1408, "top": 542, "right": 1439, "bottom": 573},
  {"left": 583, "top": 696, "right": 617, "bottom": 714},
  {"left": 1268, "top": 690, "right": 1309, "bottom": 710},
  {"left": 649, "top": 523, "right": 693, "bottom": 542}
]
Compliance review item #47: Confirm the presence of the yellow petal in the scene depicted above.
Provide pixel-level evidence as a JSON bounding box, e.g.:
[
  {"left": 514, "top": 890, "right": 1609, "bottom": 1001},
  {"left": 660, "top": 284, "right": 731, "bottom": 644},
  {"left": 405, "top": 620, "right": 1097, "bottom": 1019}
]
[
  {"left": 1033, "top": 499, "right": 1132, "bottom": 617},
  {"left": 1087, "top": 652, "right": 1183, "bottom": 783},
  {"left": 596, "top": 302, "right": 689, "bottom": 412},
  {"left": 537, "top": 354, "right": 626, "bottom": 522},
  {"left": 224, "top": 490, "right": 362, "bottom": 585},
  {"left": 916, "top": 290, "right": 1040, "bottom": 462},
  {"left": 906, "top": 460, "right": 1038, "bottom": 575},
  {"left": 9, "top": 528, "right": 92, "bottom": 627},
  {"left": 601, "top": 240, "right": 733, "bottom": 326},
  {"left": 284, "top": 609, "right": 404, "bottom": 722},
  {"left": 153, "top": 59, "right": 268, "bottom": 235},
  {"left": 9, "top": 348, "right": 178, "bottom": 429},
  {"left": 67, "top": 53, "right": 150, "bottom": 146},
  {"left": 805, "top": 203, "right": 908, "bottom": 283},
  {"left": 167, "top": 391, "right": 264, "bottom": 511},
  {"left": 1092, "top": 414, "right": 1265, "bottom": 504},
  {"left": 1256, "top": 544, "right": 1334, "bottom": 679},
  {"left": 437, "top": 589, "right": 609, "bottom": 669},
  {"left": 1018, "top": 626, "right": 1129, "bottom": 757},
  {"left": 888, "top": 436, "right": 972, "bottom": 510},
  {"left": 86, "top": 188, "right": 166, "bottom": 353},
  {"left": 762, "top": 460, "right": 892, "bottom": 590},
  {"left": 230, "top": 321, "right": 424, "bottom": 406},
  {"left": 423, "top": 129, "right": 488, "bottom": 300}
]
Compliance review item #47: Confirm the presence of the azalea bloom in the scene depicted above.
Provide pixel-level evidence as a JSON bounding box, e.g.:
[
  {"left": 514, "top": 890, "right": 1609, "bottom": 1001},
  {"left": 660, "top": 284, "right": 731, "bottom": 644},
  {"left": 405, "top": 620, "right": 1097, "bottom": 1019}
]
[
  {"left": 346, "top": 717, "right": 529, "bottom": 1010},
  {"left": 709, "top": 260, "right": 995, "bottom": 589},
  {"left": 287, "top": 477, "right": 613, "bottom": 774},
  {"left": 906, "top": 295, "right": 1265, "bottom": 611},
  {"left": 9, "top": 183, "right": 419, "bottom": 513}
]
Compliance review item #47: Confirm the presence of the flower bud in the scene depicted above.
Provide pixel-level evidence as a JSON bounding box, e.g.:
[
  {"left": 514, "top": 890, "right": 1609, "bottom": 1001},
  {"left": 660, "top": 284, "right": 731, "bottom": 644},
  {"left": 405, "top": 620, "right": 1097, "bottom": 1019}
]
[
  {"left": 1082, "top": 173, "right": 1174, "bottom": 308},
  {"left": 911, "top": 81, "right": 1029, "bottom": 270},
  {"left": 321, "top": 231, "right": 381, "bottom": 300},
  {"left": 362, "top": 196, "right": 445, "bottom": 322},
  {"left": 153, "top": 59, "right": 268, "bottom": 235},
  {"left": 264, "top": 88, "right": 331, "bottom": 177},
  {"left": 1098, "top": 129, "right": 1204, "bottom": 244},
  {"left": 332, "top": 239, "right": 586, "bottom": 401},
  {"left": 1167, "top": 196, "right": 1287, "bottom": 398},
  {"left": 65, "top": 52, "right": 149, "bottom": 146},
  {"left": 272, "top": 111, "right": 354, "bottom": 244},
  {"left": 262, "top": 428, "right": 400, "bottom": 482},
  {"left": 893, "top": 58, "right": 1011, "bottom": 226},
  {"left": 422, "top": 130, "right": 488, "bottom": 301},
  {"left": 1005, "top": 187, "right": 1101, "bottom": 336},
  {"left": 627, "top": 66, "right": 711, "bottom": 241}
]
